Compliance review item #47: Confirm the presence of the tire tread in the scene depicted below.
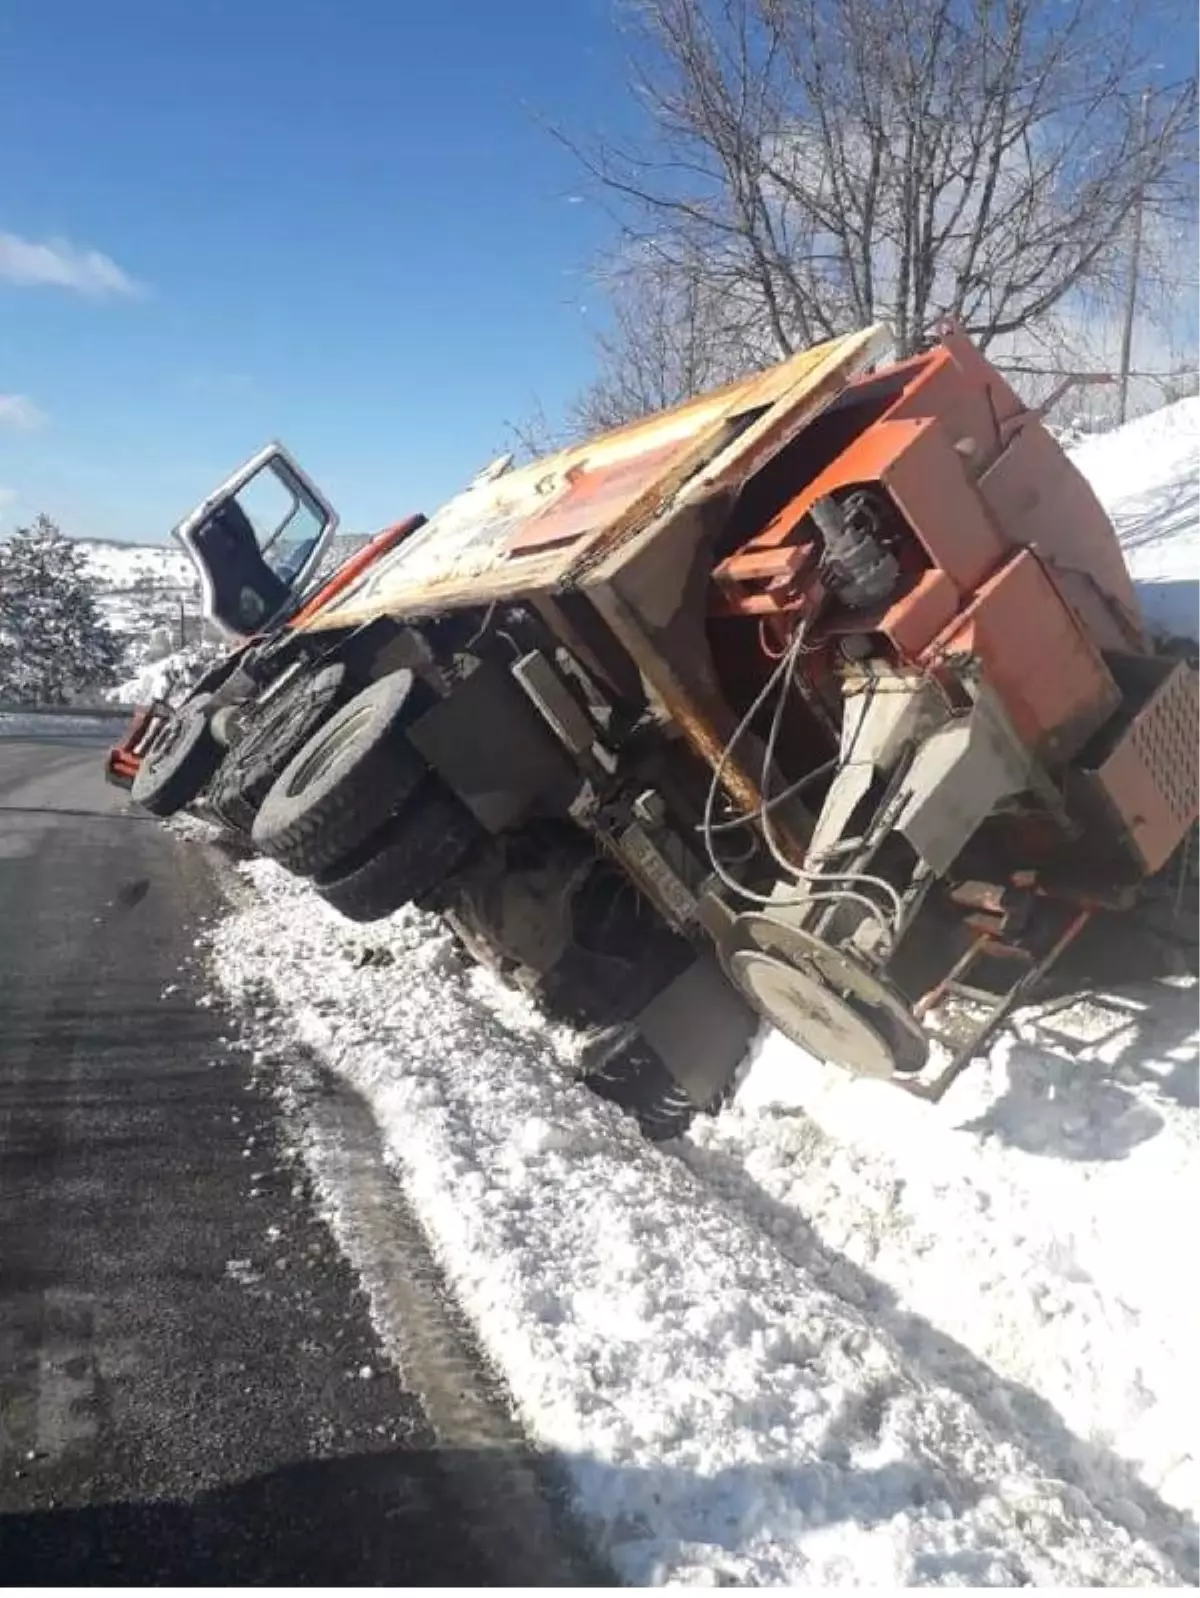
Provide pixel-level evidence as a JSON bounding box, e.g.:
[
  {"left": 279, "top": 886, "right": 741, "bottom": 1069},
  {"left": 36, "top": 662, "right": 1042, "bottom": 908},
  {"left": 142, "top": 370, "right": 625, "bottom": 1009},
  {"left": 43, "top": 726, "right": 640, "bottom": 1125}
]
[
  {"left": 316, "top": 781, "right": 480, "bottom": 922},
  {"left": 251, "top": 673, "right": 425, "bottom": 875},
  {"left": 131, "top": 707, "right": 221, "bottom": 817}
]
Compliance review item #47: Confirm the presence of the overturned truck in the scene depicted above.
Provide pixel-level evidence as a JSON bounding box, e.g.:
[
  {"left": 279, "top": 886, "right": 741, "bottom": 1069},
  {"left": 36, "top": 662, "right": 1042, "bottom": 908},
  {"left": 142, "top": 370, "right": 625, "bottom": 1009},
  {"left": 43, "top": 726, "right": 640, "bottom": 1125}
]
[{"left": 109, "top": 324, "right": 1199, "bottom": 1134}]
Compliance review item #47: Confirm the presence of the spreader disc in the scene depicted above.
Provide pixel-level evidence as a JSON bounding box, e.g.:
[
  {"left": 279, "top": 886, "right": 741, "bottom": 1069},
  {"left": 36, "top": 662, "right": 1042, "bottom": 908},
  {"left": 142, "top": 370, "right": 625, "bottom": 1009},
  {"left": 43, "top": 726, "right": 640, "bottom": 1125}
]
[
  {"left": 722, "top": 911, "right": 929, "bottom": 1076},
  {"left": 729, "top": 949, "right": 899, "bottom": 1077}
]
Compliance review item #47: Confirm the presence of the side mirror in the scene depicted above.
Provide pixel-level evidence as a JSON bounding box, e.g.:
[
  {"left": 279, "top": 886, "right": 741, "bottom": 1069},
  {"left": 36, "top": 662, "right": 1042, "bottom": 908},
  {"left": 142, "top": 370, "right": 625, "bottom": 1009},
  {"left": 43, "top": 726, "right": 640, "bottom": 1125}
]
[{"left": 175, "top": 443, "right": 340, "bottom": 637}]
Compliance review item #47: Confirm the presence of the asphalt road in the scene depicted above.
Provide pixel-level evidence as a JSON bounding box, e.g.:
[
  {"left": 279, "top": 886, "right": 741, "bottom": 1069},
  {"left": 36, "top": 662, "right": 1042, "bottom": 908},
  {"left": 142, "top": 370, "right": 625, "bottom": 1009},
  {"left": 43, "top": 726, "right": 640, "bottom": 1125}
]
[{"left": 0, "top": 719, "right": 582, "bottom": 1585}]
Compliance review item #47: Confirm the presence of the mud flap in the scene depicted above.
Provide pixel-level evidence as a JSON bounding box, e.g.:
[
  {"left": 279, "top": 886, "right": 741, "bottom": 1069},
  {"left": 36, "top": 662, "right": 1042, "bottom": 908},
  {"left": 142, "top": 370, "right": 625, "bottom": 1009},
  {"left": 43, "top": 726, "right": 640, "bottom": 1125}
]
[
  {"left": 632, "top": 954, "right": 759, "bottom": 1109},
  {"left": 104, "top": 749, "right": 139, "bottom": 789}
]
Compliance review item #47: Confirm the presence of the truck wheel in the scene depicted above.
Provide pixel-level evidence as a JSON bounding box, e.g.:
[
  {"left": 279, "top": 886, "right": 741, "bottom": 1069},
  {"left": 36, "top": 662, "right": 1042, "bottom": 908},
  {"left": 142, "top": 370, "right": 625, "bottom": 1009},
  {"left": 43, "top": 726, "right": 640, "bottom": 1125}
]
[
  {"left": 578, "top": 1033, "right": 697, "bottom": 1143},
  {"left": 211, "top": 663, "right": 347, "bottom": 832},
  {"left": 314, "top": 778, "right": 482, "bottom": 923},
  {"left": 251, "top": 671, "right": 426, "bottom": 877},
  {"left": 130, "top": 703, "right": 222, "bottom": 817}
]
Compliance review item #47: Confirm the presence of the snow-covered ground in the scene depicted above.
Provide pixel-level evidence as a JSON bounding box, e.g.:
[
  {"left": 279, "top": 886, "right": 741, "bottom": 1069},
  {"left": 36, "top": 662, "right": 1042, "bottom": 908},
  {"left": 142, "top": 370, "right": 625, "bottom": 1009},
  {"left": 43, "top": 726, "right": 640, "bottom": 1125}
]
[
  {"left": 77, "top": 536, "right": 195, "bottom": 593},
  {"left": 110, "top": 642, "right": 226, "bottom": 706},
  {"left": 191, "top": 400, "right": 1197, "bottom": 1585},
  {"left": 210, "top": 872, "right": 1193, "bottom": 1586},
  {"left": 1070, "top": 397, "right": 1198, "bottom": 642}
]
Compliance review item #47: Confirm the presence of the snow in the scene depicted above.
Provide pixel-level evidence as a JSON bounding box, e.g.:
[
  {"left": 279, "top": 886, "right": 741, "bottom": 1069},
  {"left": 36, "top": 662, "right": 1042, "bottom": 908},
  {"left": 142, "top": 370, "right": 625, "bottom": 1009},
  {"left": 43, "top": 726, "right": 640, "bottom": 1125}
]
[
  {"left": 191, "top": 398, "right": 1197, "bottom": 1585},
  {"left": 693, "top": 990, "right": 1199, "bottom": 1516},
  {"left": 71, "top": 536, "right": 209, "bottom": 689},
  {"left": 110, "top": 656, "right": 182, "bottom": 705},
  {"left": 76, "top": 537, "right": 194, "bottom": 592},
  {"left": 208, "top": 863, "right": 1194, "bottom": 1587},
  {"left": 110, "top": 644, "right": 221, "bottom": 707},
  {"left": 1070, "top": 398, "right": 1199, "bottom": 643},
  {"left": 85, "top": 532, "right": 368, "bottom": 702}
]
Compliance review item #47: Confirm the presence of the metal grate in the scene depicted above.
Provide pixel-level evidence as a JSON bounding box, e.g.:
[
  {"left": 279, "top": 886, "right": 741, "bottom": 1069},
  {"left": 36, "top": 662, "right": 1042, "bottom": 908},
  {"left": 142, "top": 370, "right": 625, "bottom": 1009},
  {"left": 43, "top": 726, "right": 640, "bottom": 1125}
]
[{"left": 1129, "top": 662, "right": 1199, "bottom": 828}]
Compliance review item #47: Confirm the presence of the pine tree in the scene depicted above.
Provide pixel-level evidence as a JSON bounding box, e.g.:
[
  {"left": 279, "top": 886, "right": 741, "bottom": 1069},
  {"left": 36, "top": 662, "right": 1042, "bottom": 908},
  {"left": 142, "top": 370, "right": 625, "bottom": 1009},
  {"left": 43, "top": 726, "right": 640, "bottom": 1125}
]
[{"left": 0, "top": 514, "right": 125, "bottom": 705}]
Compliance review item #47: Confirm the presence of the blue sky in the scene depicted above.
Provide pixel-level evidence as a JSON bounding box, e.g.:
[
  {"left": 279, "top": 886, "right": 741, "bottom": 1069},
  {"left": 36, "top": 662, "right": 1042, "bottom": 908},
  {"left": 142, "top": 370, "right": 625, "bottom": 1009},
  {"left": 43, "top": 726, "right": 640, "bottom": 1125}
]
[{"left": 0, "top": 0, "right": 632, "bottom": 542}]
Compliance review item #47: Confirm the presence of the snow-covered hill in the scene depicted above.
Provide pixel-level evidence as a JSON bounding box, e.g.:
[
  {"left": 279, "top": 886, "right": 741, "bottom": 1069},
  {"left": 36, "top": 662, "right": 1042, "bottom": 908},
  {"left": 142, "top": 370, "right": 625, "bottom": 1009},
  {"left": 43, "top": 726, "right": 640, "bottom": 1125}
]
[
  {"left": 70, "top": 536, "right": 207, "bottom": 694},
  {"left": 102, "top": 532, "right": 377, "bottom": 704},
  {"left": 76, "top": 536, "right": 195, "bottom": 593}
]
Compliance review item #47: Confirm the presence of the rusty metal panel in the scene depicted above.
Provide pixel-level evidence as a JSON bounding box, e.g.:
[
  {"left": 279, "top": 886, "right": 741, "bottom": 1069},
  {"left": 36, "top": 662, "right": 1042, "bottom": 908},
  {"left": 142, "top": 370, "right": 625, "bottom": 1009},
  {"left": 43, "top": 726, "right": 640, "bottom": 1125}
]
[
  {"left": 1086, "top": 660, "right": 1199, "bottom": 876},
  {"left": 978, "top": 420, "right": 1143, "bottom": 636},
  {"left": 882, "top": 420, "right": 1008, "bottom": 593},
  {"left": 883, "top": 334, "right": 1023, "bottom": 476},
  {"left": 511, "top": 440, "right": 683, "bottom": 554},
  {"left": 723, "top": 414, "right": 1006, "bottom": 594},
  {"left": 301, "top": 325, "right": 887, "bottom": 631},
  {"left": 922, "top": 549, "right": 1121, "bottom": 764},
  {"left": 878, "top": 568, "right": 959, "bottom": 659},
  {"left": 735, "top": 416, "right": 928, "bottom": 551}
]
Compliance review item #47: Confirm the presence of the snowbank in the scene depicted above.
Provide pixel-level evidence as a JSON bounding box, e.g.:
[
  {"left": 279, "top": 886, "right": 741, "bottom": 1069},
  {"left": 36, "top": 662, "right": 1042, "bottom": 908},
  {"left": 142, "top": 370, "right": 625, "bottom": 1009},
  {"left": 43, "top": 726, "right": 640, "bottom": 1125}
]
[
  {"left": 110, "top": 653, "right": 186, "bottom": 706},
  {"left": 209, "top": 863, "right": 1192, "bottom": 1586},
  {"left": 1071, "top": 398, "right": 1199, "bottom": 642},
  {"left": 700, "top": 988, "right": 1198, "bottom": 1515},
  {"left": 109, "top": 643, "right": 223, "bottom": 707}
]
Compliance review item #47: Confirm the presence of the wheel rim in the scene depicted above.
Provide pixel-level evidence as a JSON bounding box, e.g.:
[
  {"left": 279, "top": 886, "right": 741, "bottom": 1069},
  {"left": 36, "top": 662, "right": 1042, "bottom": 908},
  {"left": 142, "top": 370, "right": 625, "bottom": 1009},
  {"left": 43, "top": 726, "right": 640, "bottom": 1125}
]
[
  {"left": 145, "top": 710, "right": 192, "bottom": 769},
  {"left": 728, "top": 948, "right": 897, "bottom": 1076},
  {"left": 285, "top": 703, "right": 374, "bottom": 797}
]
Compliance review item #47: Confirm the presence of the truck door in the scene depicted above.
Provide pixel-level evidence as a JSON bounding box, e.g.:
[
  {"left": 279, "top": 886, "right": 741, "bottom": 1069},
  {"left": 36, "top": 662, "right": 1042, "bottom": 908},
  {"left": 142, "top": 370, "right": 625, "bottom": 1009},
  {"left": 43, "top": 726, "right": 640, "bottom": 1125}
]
[{"left": 175, "top": 442, "right": 339, "bottom": 638}]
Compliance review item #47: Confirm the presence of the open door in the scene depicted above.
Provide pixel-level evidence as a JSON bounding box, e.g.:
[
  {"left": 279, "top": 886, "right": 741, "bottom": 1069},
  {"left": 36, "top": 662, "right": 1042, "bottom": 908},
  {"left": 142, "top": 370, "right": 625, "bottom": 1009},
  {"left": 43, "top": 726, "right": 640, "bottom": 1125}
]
[{"left": 175, "top": 443, "right": 339, "bottom": 637}]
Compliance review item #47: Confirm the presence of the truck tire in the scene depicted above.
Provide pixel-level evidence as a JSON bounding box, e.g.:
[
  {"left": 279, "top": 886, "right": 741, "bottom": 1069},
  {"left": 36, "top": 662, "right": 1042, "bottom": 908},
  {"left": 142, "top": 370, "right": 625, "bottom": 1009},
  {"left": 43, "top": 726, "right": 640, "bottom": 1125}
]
[
  {"left": 432, "top": 841, "right": 705, "bottom": 1141},
  {"left": 578, "top": 1032, "right": 697, "bottom": 1143},
  {"left": 314, "top": 778, "right": 482, "bottom": 923},
  {"left": 251, "top": 671, "right": 426, "bottom": 877},
  {"left": 211, "top": 663, "right": 347, "bottom": 832},
  {"left": 130, "top": 703, "right": 222, "bottom": 817}
]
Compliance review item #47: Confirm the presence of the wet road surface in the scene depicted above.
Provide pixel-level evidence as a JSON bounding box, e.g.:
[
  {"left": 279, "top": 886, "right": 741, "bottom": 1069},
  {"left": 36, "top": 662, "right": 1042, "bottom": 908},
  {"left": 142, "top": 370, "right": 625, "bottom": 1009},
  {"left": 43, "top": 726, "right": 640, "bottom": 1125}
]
[{"left": 0, "top": 719, "right": 582, "bottom": 1584}]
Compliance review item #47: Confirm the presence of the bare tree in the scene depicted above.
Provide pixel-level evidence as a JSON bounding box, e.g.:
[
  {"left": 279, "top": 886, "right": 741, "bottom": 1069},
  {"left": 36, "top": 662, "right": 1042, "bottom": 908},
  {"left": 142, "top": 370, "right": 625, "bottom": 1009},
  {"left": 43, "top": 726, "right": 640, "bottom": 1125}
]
[
  {"left": 571, "top": 250, "right": 765, "bottom": 433},
  {"left": 559, "top": 0, "right": 1196, "bottom": 417},
  {"left": 504, "top": 395, "right": 570, "bottom": 463},
  {"left": 507, "top": 251, "right": 768, "bottom": 450}
]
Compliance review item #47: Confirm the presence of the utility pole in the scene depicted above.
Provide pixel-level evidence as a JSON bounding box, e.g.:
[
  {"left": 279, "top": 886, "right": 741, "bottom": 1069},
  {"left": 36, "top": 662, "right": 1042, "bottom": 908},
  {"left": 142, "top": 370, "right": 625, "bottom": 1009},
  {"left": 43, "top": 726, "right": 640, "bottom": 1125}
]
[{"left": 1117, "top": 86, "right": 1152, "bottom": 426}]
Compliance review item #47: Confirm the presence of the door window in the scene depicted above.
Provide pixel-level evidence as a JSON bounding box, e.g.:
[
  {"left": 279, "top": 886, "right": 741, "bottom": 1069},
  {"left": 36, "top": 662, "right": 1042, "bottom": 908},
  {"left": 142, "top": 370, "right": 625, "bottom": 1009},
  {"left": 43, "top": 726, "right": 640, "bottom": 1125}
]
[{"left": 233, "top": 464, "right": 326, "bottom": 585}]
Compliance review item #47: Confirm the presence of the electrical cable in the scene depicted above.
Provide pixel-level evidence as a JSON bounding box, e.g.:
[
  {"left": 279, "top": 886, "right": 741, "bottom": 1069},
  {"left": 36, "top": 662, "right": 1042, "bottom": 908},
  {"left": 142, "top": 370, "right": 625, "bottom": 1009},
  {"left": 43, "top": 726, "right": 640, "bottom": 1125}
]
[
  {"left": 699, "top": 622, "right": 904, "bottom": 930},
  {"left": 702, "top": 756, "right": 838, "bottom": 833},
  {"left": 759, "top": 634, "right": 904, "bottom": 927},
  {"left": 463, "top": 601, "right": 498, "bottom": 650},
  {"left": 757, "top": 662, "right": 895, "bottom": 936}
]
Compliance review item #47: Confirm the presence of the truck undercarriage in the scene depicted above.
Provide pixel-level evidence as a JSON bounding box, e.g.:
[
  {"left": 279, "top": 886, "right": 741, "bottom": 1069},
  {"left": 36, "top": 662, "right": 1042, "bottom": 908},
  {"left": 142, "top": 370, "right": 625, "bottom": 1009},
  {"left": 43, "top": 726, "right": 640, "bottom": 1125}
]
[{"left": 109, "top": 324, "right": 1199, "bottom": 1135}]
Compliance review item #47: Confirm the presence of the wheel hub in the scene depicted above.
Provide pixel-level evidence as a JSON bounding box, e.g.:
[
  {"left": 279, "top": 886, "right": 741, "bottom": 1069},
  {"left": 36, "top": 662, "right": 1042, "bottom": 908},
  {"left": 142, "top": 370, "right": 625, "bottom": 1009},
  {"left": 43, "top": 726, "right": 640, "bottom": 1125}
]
[
  {"left": 144, "top": 708, "right": 191, "bottom": 768},
  {"left": 722, "top": 911, "right": 928, "bottom": 1077}
]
